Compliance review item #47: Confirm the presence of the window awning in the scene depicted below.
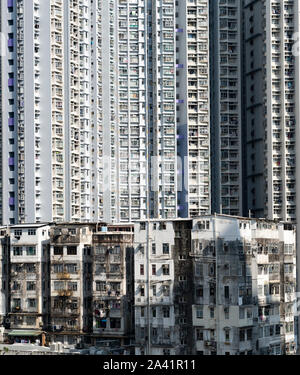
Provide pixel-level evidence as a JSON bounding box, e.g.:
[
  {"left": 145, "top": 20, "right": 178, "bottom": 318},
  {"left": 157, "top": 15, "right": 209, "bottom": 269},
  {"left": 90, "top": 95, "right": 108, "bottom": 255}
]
[{"left": 8, "top": 330, "right": 44, "bottom": 337}]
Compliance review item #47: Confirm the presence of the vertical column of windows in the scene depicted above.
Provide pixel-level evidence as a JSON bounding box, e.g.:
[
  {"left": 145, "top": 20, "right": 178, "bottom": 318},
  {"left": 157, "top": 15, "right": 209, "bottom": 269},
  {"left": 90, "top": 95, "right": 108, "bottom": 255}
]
[{"left": 51, "top": 0, "right": 65, "bottom": 221}]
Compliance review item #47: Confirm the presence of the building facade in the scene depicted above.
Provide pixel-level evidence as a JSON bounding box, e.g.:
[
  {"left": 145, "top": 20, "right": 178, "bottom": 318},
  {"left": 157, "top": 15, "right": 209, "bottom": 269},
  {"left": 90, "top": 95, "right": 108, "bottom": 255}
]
[
  {"left": 134, "top": 219, "right": 194, "bottom": 355},
  {"left": 0, "top": 0, "right": 213, "bottom": 225},
  {"left": 91, "top": 223, "right": 134, "bottom": 347},
  {"left": 133, "top": 216, "right": 297, "bottom": 355},
  {"left": 48, "top": 222, "right": 134, "bottom": 348},
  {"left": 243, "top": 0, "right": 297, "bottom": 222},
  {"left": 48, "top": 223, "right": 94, "bottom": 346},
  {"left": 8, "top": 224, "right": 51, "bottom": 333},
  {"left": 191, "top": 215, "right": 296, "bottom": 355},
  {"left": 210, "top": 0, "right": 243, "bottom": 216},
  {"left": 0, "top": 0, "right": 103, "bottom": 225}
]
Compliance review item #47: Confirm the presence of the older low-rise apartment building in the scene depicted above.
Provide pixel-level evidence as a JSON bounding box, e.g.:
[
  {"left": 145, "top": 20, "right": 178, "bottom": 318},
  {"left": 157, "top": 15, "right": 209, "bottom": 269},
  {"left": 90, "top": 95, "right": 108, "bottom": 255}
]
[
  {"left": 91, "top": 223, "right": 134, "bottom": 346},
  {"left": 8, "top": 224, "right": 51, "bottom": 338},
  {"left": 48, "top": 223, "right": 95, "bottom": 346},
  {"left": 0, "top": 222, "right": 134, "bottom": 348},
  {"left": 134, "top": 215, "right": 297, "bottom": 355},
  {"left": 134, "top": 219, "right": 194, "bottom": 355},
  {"left": 49, "top": 222, "right": 134, "bottom": 347}
]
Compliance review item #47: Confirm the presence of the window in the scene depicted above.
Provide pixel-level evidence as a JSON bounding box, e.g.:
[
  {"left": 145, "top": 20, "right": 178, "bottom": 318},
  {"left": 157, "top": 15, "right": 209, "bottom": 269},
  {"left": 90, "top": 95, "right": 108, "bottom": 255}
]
[
  {"left": 224, "top": 286, "right": 229, "bottom": 299},
  {"left": 159, "top": 222, "right": 166, "bottom": 230},
  {"left": 209, "top": 264, "right": 215, "bottom": 276},
  {"left": 14, "top": 230, "right": 22, "bottom": 237},
  {"left": 224, "top": 307, "right": 229, "bottom": 319},
  {"left": 196, "top": 306, "right": 203, "bottom": 319},
  {"left": 225, "top": 329, "right": 230, "bottom": 342},
  {"left": 152, "top": 265, "right": 156, "bottom": 276},
  {"left": 110, "top": 318, "right": 121, "bottom": 329},
  {"left": 13, "top": 247, "right": 22, "bottom": 256},
  {"left": 53, "top": 264, "right": 64, "bottom": 273},
  {"left": 152, "top": 243, "right": 156, "bottom": 255},
  {"left": 26, "top": 317, "right": 36, "bottom": 326},
  {"left": 152, "top": 285, "right": 157, "bottom": 296},
  {"left": 163, "top": 243, "right": 169, "bottom": 254},
  {"left": 196, "top": 286, "right": 203, "bottom": 297},
  {"left": 68, "top": 282, "right": 77, "bottom": 291},
  {"left": 27, "top": 282, "right": 36, "bottom": 291},
  {"left": 152, "top": 328, "right": 158, "bottom": 338},
  {"left": 26, "top": 246, "right": 36, "bottom": 256},
  {"left": 28, "top": 229, "right": 36, "bottom": 236},
  {"left": 26, "top": 264, "right": 36, "bottom": 273},
  {"left": 95, "top": 246, "right": 107, "bottom": 255},
  {"left": 12, "top": 299, "right": 21, "bottom": 309},
  {"left": 162, "top": 264, "right": 170, "bottom": 275},
  {"left": 140, "top": 264, "right": 144, "bottom": 276},
  {"left": 96, "top": 281, "right": 106, "bottom": 292},
  {"left": 111, "top": 246, "right": 121, "bottom": 255},
  {"left": 65, "top": 264, "right": 77, "bottom": 274},
  {"left": 275, "top": 324, "right": 281, "bottom": 335},
  {"left": 67, "top": 319, "right": 77, "bottom": 327},
  {"left": 163, "top": 307, "right": 170, "bottom": 318},
  {"left": 96, "top": 319, "right": 106, "bottom": 329},
  {"left": 95, "top": 263, "right": 106, "bottom": 274},
  {"left": 54, "top": 281, "right": 64, "bottom": 291},
  {"left": 210, "top": 308, "right": 215, "bottom": 319},
  {"left": 163, "top": 285, "right": 170, "bottom": 296},
  {"left": 67, "top": 246, "right": 77, "bottom": 255},
  {"left": 12, "top": 282, "right": 20, "bottom": 291},
  {"left": 54, "top": 247, "right": 63, "bottom": 255},
  {"left": 28, "top": 299, "right": 36, "bottom": 308},
  {"left": 196, "top": 328, "right": 203, "bottom": 341},
  {"left": 152, "top": 308, "right": 156, "bottom": 318}
]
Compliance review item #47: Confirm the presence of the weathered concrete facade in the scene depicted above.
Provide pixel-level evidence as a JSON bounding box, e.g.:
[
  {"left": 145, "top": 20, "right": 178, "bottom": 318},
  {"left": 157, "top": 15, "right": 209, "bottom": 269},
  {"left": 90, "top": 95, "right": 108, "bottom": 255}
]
[
  {"left": 48, "top": 223, "right": 95, "bottom": 346},
  {"left": 91, "top": 224, "right": 134, "bottom": 346},
  {"left": 134, "top": 219, "right": 194, "bottom": 355},
  {"left": 134, "top": 216, "right": 297, "bottom": 355},
  {"left": 0, "top": 222, "right": 135, "bottom": 350},
  {"left": 48, "top": 222, "right": 134, "bottom": 348},
  {"left": 8, "top": 224, "right": 51, "bottom": 333},
  {"left": 191, "top": 216, "right": 297, "bottom": 355}
]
